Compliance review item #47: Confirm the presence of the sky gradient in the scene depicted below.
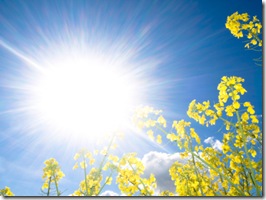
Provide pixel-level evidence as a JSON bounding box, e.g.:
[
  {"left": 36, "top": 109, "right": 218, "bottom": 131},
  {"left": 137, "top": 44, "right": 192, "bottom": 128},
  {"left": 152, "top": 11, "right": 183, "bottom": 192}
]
[{"left": 0, "top": 0, "right": 263, "bottom": 196}]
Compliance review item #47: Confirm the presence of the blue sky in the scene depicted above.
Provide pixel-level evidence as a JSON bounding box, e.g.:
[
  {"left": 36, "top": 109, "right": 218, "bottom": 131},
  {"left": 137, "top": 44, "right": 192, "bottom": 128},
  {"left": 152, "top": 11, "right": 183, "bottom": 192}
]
[{"left": 0, "top": 0, "right": 263, "bottom": 196}]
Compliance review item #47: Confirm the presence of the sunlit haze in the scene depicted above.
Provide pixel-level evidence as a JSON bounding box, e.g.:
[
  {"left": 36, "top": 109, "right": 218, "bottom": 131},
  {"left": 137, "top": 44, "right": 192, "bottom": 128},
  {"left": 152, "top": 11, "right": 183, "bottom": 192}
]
[{"left": 28, "top": 49, "right": 142, "bottom": 140}]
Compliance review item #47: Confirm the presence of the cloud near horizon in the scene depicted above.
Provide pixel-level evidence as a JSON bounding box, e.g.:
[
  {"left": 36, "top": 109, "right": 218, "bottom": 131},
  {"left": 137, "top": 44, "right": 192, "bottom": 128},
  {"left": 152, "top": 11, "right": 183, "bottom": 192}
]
[
  {"left": 100, "top": 190, "right": 119, "bottom": 196},
  {"left": 141, "top": 151, "right": 189, "bottom": 194}
]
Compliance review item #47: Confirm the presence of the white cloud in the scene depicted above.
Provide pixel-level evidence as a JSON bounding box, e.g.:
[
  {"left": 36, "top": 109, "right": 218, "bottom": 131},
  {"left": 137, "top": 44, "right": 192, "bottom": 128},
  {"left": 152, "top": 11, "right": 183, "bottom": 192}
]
[
  {"left": 204, "top": 137, "right": 222, "bottom": 151},
  {"left": 213, "top": 140, "right": 223, "bottom": 151},
  {"left": 100, "top": 190, "right": 119, "bottom": 196},
  {"left": 204, "top": 136, "right": 214, "bottom": 144},
  {"left": 141, "top": 151, "right": 188, "bottom": 194}
]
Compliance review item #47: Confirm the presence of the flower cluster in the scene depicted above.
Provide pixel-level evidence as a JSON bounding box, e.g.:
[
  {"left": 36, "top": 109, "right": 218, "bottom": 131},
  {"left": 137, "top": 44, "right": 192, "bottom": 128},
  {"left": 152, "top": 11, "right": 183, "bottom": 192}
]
[
  {"left": 176, "top": 76, "right": 261, "bottom": 196},
  {"left": 71, "top": 148, "right": 103, "bottom": 196},
  {"left": 116, "top": 153, "right": 156, "bottom": 196},
  {"left": 132, "top": 106, "right": 166, "bottom": 144},
  {"left": 0, "top": 186, "right": 14, "bottom": 196},
  {"left": 71, "top": 139, "right": 120, "bottom": 196},
  {"left": 73, "top": 149, "right": 96, "bottom": 171},
  {"left": 187, "top": 76, "right": 247, "bottom": 126},
  {"left": 42, "top": 158, "right": 65, "bottom": 196},
  {"left": 133, "top": 76, "right": 262, "bottom": 196},
  {"left": 167, "top": 120, "right": 201, "bottom": 151},
  {"left": 73, "top": 167, "right": 103, "bottom": 196},
  {"left": 169, "top": 160, "right": 215, "bottom": 196},
  {"left": 225, "top": 12, "right": 262, "bottom": 49}
]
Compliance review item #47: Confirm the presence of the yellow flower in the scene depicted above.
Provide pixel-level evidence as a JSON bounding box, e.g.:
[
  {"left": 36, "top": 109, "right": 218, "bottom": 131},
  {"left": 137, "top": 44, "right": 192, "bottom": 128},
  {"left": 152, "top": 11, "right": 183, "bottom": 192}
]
[
  {"left": 222, "top": 144, "right": 230, "bottom": 154},
  {"left": 250, "top": 139, "right": 256, "bottom": 145},
  {"left": 157, "top": 115, "right": 167, "bottom": 127},
  {"left": 234, "top": 135, "right": 244, "bottom": 148},
  {"left": 0, "top": 187, "right": 14, "bottom": 196},
  {"left": 255, "top": 174, "right": 262, "bottom": 182},
  {"left": 225, "top": 105, "right": 235, "bottom": 117},
  {"left": 251, "top": 39, "right": 257, "bottom": 45},
  {"left": 199, "top": 145, "right": 204, "bottom": 151},
  {"left": 103, "top": 162, "right": 111, "bottom": 171},
  {"left": 226, "top": 12, "right": 262, "bottom": 52},
  {"left": 100, "top": 148, "right": 108, "bottom": 156},
  {"left": 89, "top": 158, "right": 95, "bottom": 165},
  {"left": 42, "top": 158, "right": 64, "bottom": 194},
  {"left": 232, "top": 101, "right": 240, "bottom": 109},
  {"left": 199, "top": 115, "right": 206, "bottom": 125},
  {"left": 72, "top": 190, "right": 83, "bottom": 196},
  {"left": 147, "top": 130, "right": 154, "bottom": 140},
  {"left": 190, "top": 128, "right": 200, "bottom": 144},
  {"left": 180, "top": 152, "right": 189, "bottom": 159},
  {"left": 80, "top": 161, "right": 87, "bottom": 169},
  {"left": 230, "top": 161, "right": 238, "bottom": 171},
  {"left": 243, "top": 102, "right": 251, "bottom": 107},
  {"left": 247, "top": 32, "right": 252, "bottom": 39},
  {"left": 194, "top": 145, "right": 199, "bottom": 152},
  {"left": 159, "top": 190, "right": 175, "bottom": 196},
  {"left": 223, "top": 133, "right": 231, "bottom": 141},
  {"left": 241, "top": 112, "right": 249, "bottom": 122},
  {"left": 85, "top": 152, "right": 92, "bottom": 159},
  {"left": 250, "top": 115, "right": 259, "bottom": 123},
  {"left": 248, "top": 149, "right": 257, "bottom": 157},
  {"left": 42, "top": 182, "right": 49, "bottom": 190},
  {"left": 167, "top": 133, "right": 178, "bottom": 142},
  {"left": 108, "top": 154, "right": 119, "bottom": 163},
  {"left": 232, "top": 155, "right": 241, "bottom": 163},
  {"left": 145, "top": 119, "right": 156, "bottom": 127},
  {"left": 74, "top": 153, "right": 80, "bottom": 160},
  {"left": 156, "top": 135, "right": 162, "bottom": 144},
  {"left": 232, "top": 174, "right": 240, "bottom": 184},
  {"left": 190, "top": 128, "right": 197, "bottom": 138},
  {"left": 105, "top": 177, "right": 112, "bottom": 185},
  {"left": 225, "top": 122, "right": 230, "bottom": 130},
  {"left": 73, "top": 162, "right": 79, "bottom": 170},
  {"left": 195, "top": 135, "right": 201, "bottom": 144},
  {"left": 247, "top": 106, "right": 255, "bottom": 114}
]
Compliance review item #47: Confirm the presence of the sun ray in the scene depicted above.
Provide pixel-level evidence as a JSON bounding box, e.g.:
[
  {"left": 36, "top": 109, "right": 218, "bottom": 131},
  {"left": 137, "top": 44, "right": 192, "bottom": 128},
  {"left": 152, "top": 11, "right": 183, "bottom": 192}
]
[{"left": 0, "top": 38, "right": 44, "bottom": 72}]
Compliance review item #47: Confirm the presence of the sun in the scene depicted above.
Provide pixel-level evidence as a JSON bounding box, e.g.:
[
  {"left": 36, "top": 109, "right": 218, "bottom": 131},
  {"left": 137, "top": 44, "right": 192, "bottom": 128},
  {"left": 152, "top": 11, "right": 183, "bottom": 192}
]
[{"left": 30, "top": 51, "right": 140, "bottom": 141}]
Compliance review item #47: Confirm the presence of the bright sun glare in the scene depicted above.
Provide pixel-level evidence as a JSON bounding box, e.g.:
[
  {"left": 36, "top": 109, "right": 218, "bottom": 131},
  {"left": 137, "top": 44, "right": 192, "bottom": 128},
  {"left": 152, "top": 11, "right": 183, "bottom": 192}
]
[{"left": 31, "top": 51, "right": 139, "bottom": 140}]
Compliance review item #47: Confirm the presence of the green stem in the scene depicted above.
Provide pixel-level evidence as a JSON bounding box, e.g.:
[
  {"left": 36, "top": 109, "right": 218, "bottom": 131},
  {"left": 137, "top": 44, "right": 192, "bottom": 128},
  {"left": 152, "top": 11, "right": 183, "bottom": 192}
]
[
  {"left": 128, "top": 180, "right": 144, "bottom": 195},
  {"left": 219, "top": 174, "right": 227, "bottom": 195},
  {"left": 53, "top": 175, "right": 60, "bottom": 196},
  {"left": 218, "top": 116, "right": 236, "bottom": 128},
  {"left": 98, "top": 133, "right": 116, "bottom": 172},
  {"left": 47, "top": 177, "right": 51, "bottom": 196},
  {"left": 188, "top": 138, "right": 204, "bottom": 196},
  {"left": 191, "top": 154, "right": 204, "bottom": 196},
  {"left": 190, "top": 151, "right": 245, "bottom": 196},
  {"left": 235, "top": 111, "right": 261, "bottom": 196},
  {"left": 185, "top": 175, "right": 191, "bottom": 196},
  {"left": 82, "top": 156, "right": 89, "bottom": 196},
  {"left": 97, "top": 171, "right": 113, "bottom": 196},
  {"left": 128, "top": 162, "right": 151, "bottom": 196},
  {"left": 90, "top": 133, "right": 116, "bottom": 196},
  {"left": 155, "top": 124, "right": 169, "bottom": 135},
  {"left": 241, "top": 163, "right": 250, "bottom": 195}
]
